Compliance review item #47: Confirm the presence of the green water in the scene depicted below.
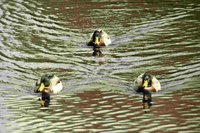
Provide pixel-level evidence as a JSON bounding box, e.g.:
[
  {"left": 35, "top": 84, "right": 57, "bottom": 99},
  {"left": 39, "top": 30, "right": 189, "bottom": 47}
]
[{"left": 0, "top": 0, "right": 200, "bottom": 132}]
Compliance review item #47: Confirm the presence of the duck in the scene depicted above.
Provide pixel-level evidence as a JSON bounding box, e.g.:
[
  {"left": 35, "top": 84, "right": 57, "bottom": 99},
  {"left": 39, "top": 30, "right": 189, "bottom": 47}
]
[
  {"left": 87, "top": 29, "right": 111, "bottom": 47},
  {"left": 134, "top": 73, "right": 161, "bottom": 93},
  {"left": 34, "top": 74, "right": 63, "bottom": 94},
  {"left": 34, "top": 74, "right": 63, "bottom": 107},
  {"left": 134, "top": 73, "right": 161, "bottom": 106}
]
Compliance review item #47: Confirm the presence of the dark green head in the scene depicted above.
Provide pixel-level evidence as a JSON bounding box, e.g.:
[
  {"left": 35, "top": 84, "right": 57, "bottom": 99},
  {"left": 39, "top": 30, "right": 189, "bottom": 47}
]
[
  {"left": 92, "top": 30, "right": 101, "bottom": 45},
  {"left": 34, "top": 74, "right": 54, "bottom": 93},
  {"left": 142, "top": 73, "right": 152, "bottom": 88}
]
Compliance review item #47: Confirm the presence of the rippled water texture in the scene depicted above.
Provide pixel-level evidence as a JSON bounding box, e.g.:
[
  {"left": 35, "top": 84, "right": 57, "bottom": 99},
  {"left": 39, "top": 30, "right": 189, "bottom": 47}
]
[{"left": 0, "top": 0, "right": 200, "bottom": 132}]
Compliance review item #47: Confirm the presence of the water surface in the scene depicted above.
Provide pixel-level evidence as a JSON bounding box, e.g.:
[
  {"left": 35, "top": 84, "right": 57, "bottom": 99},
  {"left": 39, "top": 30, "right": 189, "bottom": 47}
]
[{"left": 0, "top": 0, "right": 200, "bottom": 132}]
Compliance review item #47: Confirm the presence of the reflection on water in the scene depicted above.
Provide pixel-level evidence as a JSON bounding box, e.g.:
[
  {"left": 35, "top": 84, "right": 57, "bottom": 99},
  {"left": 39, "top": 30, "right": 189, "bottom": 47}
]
[
  {"left": 3, "top": 88, "right": 200, "bottom": 132},
  {"left": 0, "top": 0, "right": 200, "bottom": 132}
]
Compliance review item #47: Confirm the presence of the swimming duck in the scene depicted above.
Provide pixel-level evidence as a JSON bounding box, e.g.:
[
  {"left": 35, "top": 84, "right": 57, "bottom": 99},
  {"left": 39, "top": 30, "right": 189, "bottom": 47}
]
[
  {"left": 34, "top": 74, "right": 63, "bottom": 94},
  {"left": 34, "top": 74, "right": 63, "bottom": 107},
  {"left": 87, "top": 29, "right": 111, "bottom": 47},
  {"left": 134, "top": 73, "right": 161, "bottom": 106},
  {"left": 134, "top": 73, "right": 161, "bottom": 93}
]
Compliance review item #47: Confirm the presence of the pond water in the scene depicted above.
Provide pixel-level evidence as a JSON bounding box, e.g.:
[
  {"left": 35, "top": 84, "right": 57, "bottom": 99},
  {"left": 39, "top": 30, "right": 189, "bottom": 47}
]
[{"left": 0, "top": 0, "right": 200, "bottom": 132}]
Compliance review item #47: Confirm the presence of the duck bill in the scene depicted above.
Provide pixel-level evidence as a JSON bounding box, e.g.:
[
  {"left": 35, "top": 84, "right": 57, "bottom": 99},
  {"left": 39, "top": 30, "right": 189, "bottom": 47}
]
[
  {"left": 95, "top": 37, "right": 100, "bottom": 45},
  {"left": 38, "top": 83, "right": 45, "bottom": 92},
  {"left": 143, "top": 80, "right": 148, "bottom": 88}
]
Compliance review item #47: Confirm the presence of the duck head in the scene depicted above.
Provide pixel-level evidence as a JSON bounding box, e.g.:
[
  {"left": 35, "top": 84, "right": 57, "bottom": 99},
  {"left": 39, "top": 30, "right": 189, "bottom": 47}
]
[
  {"left": 142, "top": 73, "right": 152, "bottom": 88},
  {"left": 92, "top": 30, "right": 101, "bottom": 46},
  {"left": 34, "top": 74, "right": 52, "bottom": 93}
]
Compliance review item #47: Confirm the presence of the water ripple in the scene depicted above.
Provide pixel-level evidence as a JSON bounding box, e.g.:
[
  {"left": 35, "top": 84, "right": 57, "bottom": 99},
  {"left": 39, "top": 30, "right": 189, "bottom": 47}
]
[{"left": 0, "top": 0, "right": 200, "bottom": 132}]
